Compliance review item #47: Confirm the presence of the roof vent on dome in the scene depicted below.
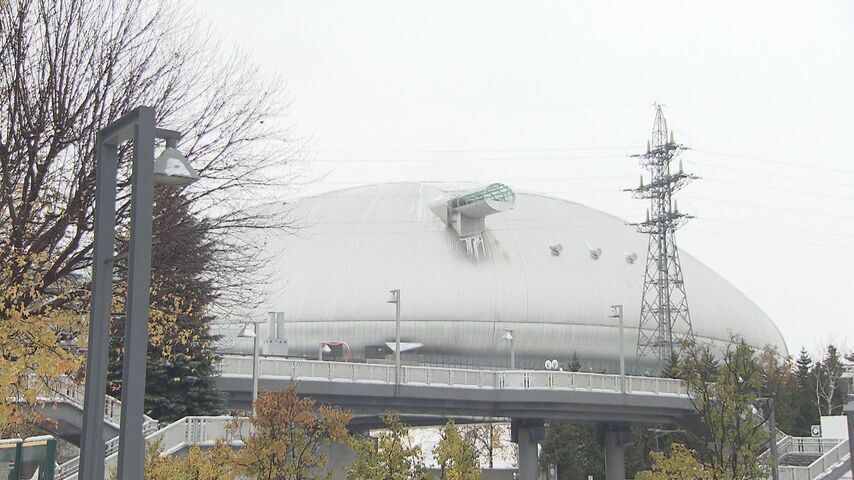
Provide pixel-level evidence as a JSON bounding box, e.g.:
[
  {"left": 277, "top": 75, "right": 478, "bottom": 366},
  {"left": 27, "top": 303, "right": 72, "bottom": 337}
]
[
  {"left": 589, "top": 247, "right": 602, "bottom": 260},
  {"left": 431, "top": 183, "right": 515, "bottom": 257},
  {"left": 550, "top": 243, "right": 563, "bottom": 256}
]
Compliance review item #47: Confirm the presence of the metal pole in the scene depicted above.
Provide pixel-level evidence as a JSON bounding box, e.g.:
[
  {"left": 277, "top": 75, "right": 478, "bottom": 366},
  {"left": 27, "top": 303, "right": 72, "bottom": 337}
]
[
  {"left": 510, "top": 336, "right": 515, "bottom": 369},
  {"left": 610, "top": 305, "right": 625, "bottom": 392},
  {"left": 769, "top": 397, "right": 779, "bottom": 480},
  {"left": 842, "top": 395, "right": 854, "bottom": 476},
  {"left": 252, "top": 331, "right": 259, "bottom": 417},
  {"left": 846, "top": 407, "right": 854, "bottom": 475},
  {"left": 395, "top": 290, "right": 401, "bottom": 386},
  {"left": 78, "top": 133, "right": 119, "bottom": 480},
  {"left": 117, "top": 107, "right": 156, "bottom": 480}
]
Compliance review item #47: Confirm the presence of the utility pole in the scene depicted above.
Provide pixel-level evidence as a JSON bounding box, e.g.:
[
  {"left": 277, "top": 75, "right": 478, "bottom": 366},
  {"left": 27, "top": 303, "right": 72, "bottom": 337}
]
[
  {"left": 387, "top": 289, "right": 401, "bottom": 388},
  {"left": 629, "top": 105, "right": 697, "bottom": 373},
  {"left": 609, "top": 305, "right": 626, "bottom": 392}
]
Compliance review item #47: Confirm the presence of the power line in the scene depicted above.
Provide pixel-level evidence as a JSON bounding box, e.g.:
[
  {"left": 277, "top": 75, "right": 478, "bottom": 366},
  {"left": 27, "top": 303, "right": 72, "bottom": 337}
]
[
  {"left": 693, "top": 148, "right": 854, "bottom": 176},
  {"left": 312, "top": 145, "right": 634, "bottom": 154},
  {"left": 702, "top": 218, "right": 854, "bottom": 240},
  {"left": 683, "top": 195, "right": 854, "bottom": 220},
  {"left": 692, "top": 159, "right": 854, "bottom": 189},
  {"left": 309, "top": 176, "right": 626, "bottom": 185},
  {"left": 686, "top": 228, "right": 854, "bottom": 252},
  {"left": 703, "top": 178, "right": 854, "bottom": 202},
  {"left": 309, "top": 154, "right": 627, "bottom": 162}
]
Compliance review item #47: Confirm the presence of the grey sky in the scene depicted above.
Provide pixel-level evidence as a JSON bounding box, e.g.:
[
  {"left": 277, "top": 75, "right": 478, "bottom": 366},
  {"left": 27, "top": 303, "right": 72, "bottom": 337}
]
[{"left": 202, "top": 0, "right": 854, "bottom": 357}]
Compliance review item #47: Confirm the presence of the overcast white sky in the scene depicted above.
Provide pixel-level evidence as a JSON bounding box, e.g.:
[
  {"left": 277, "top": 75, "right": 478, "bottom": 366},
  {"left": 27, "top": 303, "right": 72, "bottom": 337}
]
[{"left": 201, "top": 1, "right": 854, "bottom": 358}]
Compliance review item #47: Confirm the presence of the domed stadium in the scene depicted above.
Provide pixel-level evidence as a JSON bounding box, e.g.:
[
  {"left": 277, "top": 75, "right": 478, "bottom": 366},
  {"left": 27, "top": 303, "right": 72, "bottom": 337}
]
[{"left": 239, "top": 182, "right": 787, "bottom": 372}]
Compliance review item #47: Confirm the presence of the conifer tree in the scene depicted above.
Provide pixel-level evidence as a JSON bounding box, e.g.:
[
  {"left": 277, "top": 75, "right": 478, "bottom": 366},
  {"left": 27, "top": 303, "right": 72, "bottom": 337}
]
[
  {"left": 789, "top": 348, "right": 818, "bottom": 435},
  {"left": 567, "top": 353, "right": 582, "bottom": 372},
  {"left": 109, "top": 191, "right": 225, "bottom": 421},
  {"left": 795, "top": 349, "right": 812, "bottom": 387}
]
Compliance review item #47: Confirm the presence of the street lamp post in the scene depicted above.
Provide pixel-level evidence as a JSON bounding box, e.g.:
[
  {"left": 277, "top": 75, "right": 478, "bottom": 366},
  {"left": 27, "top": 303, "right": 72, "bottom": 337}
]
[
  {"left": 843, "top": 395, "right": 854, "bottom": 474},
  {"left": 387, "top": 290, "right": 401, "bottom": 386},
  {"left": 609, "top": 305, "right": 626, "bottom": 392},
  {"left": 79, "top": 106, "right": 199, "bottom": 480},
  {"left": 502, "top": 329, "right": 515, "bottom": 369},
  {"left": 757, "top": 397, "right": 779, "bottom": 480},
  {"left": 238, "top": 322, "right": 261, "bottom": 416}
]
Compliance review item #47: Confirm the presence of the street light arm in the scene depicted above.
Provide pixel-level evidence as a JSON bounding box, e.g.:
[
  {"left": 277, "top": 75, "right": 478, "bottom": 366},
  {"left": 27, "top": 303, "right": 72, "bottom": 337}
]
[{"left": 154, "top": 128, "right": 182, "bottom": 144}]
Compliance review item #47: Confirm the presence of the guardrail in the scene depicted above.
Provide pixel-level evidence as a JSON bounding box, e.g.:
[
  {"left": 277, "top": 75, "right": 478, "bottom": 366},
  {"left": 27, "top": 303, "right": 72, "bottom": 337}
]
[
  {"left": 55, "top": 416, "right": 245, "bottom": 479},
  {"left": 54, "top": 377, "right": 158, "bottom": 428},
  {"left": 778, "top": 439, "right": 849, "bottom": 480},
  {"left": 220, "top": 355, "right": 688, "bottom": 396}
]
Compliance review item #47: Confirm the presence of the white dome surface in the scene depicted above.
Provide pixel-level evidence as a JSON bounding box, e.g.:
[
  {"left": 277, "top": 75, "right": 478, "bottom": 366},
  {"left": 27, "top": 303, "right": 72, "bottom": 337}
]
[{"left": 256, "top": 182, "right": 787, "bottom": 371}]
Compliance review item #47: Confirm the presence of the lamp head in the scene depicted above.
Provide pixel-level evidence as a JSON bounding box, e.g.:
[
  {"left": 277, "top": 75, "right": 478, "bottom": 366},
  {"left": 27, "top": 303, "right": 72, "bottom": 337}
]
[
  {"left": 154, "top": 146, "right": 199, "bottom": 186},
  {"left": 387, "top": 289, "right": 400, "bottom": 304},
  {"left": 237, "top": 323, "right": 256, "bottom": 339}
]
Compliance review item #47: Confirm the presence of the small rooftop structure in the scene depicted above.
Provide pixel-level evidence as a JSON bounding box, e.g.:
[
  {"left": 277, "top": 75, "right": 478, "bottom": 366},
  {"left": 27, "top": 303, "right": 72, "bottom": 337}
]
[{"left": 431, "top": 183, "right": 516, "bottom": 257}]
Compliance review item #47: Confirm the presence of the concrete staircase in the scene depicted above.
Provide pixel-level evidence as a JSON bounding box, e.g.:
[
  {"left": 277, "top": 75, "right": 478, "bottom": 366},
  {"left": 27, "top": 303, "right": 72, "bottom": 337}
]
[
  {"left": 30, "top": 377, "right": 158, "bottom": 444},
  {"left": 780, "top": 452, "right": 825, "bottom": 467},
  {"left": 54, "top": 416, "right": 246, "bottom": 479},
  {"left": 773, "top": 437, "right": 851, "bottom": 480}
]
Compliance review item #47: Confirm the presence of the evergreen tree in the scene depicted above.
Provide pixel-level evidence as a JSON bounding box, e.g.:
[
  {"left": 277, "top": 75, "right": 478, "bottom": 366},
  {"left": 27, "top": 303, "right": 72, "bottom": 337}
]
[
  {"left": 109, "top": 190, "right": 225, "bottom": 421},
  {"left": 795, "top": 349, "right": 812, "bottom": 388},
  {"left": 661, "top": 351, "right": 681, "bottom": 379},
  {"left": 789, "top": 348, "right": 818, "bottom": 435},
  {"left": 568, "top": 353, "right": 582, "bottom": 372},
  {"left": 540, "top": 423, "right": 604, "bottom": 480}
]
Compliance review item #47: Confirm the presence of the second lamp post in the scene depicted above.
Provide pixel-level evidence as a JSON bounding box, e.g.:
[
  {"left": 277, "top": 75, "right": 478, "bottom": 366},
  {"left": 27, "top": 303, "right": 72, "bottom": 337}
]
[{"left": 387, "top": 289, "right": 401, "bottom": 386}]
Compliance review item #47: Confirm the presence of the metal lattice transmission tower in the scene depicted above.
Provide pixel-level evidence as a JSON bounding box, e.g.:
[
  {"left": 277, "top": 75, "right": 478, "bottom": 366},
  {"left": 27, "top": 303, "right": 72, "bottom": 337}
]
[{"left": 630, "top": 105, "right": 698, "bottom": 373}]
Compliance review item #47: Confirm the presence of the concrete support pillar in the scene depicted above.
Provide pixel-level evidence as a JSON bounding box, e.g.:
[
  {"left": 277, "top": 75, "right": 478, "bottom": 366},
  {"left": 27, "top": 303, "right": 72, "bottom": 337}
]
[
  {"left": 324, "top": 441, "right": 357, "bottom": 480},
  {"left": 601, "top": 424, "right": 630, "bottom": 480},
  {"left": 511, "top": 419, "right": 545, "bottom": 480},
  {"left": 604, "top": 431, "right": 626, "bottom": 480}
]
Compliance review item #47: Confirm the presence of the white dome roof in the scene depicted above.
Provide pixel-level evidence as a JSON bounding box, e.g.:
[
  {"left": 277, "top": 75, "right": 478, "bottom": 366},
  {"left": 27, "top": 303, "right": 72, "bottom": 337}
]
[{"left": 255, "top": 182, "right": 787, "bottom": 370}]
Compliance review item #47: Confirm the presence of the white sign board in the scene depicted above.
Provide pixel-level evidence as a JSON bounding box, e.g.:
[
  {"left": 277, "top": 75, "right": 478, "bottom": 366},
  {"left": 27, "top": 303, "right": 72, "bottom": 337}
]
[{"left": 819, "top": 416, "right": 849, "bottom": 440}]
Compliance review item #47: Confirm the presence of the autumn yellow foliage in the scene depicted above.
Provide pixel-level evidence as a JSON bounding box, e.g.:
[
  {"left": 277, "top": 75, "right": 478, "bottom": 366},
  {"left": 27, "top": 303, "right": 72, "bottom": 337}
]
[
  {"left": 229, "top": 386, "right": 353, "bottom": 480},
  {"left": 0, "top": 250, "right": 86, "bottom": 435},
  {"left": 635, "top": 443, "right": 711, "bottom": 480}
]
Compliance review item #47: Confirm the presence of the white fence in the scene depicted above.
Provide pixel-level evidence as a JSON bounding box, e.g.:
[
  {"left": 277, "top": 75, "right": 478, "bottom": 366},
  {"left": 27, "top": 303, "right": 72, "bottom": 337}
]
[
  {"left": 778, "top": 438, "right": 850, "bottom": 480},
  {"left": 29, "top": 376, "right": 159, "bottom": 432},
  {"left": 220, "top": 355, "right": 688, "bottom": 396},
  {"left": 55, "top": 416, "right": 245, "bottom": 479}
]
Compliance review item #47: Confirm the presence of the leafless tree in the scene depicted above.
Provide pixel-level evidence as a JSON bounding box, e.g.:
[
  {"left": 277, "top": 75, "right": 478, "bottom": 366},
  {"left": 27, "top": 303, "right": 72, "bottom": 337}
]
[
  {"left": 460, "top": 422, "right": 509, "bottom": 469},
  {"left": 812, "top": 344, "right": 846, "bottom": 416},
  {"left": 0, "top": 0, "right": 303, "bottom": 313}
]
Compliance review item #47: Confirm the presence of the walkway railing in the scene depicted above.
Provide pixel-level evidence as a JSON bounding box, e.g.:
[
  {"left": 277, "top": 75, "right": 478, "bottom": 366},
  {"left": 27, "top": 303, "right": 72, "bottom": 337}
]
[
  {"left": 778, "top": 438, "right": 850, "bottom": 480},
  {"left": 220, "top": 355, "right": 688, "bottom": 396},
  {"left": 55, "top": 416, "right": 245, "bottom": 479},
  {"left": 51, "top": 377, "right": 158, "bottom": 429}
]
